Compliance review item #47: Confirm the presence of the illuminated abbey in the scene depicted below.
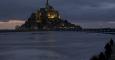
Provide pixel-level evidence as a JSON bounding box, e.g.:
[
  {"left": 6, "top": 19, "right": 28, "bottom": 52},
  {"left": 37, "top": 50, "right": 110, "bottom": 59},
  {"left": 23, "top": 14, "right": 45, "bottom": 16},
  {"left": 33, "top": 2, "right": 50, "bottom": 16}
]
[
  {"left": 16, "top": 0, "right": 82, "bottom": 31},
  {"left": 36, "top": 0, "right": 60, "bottom": 22}
]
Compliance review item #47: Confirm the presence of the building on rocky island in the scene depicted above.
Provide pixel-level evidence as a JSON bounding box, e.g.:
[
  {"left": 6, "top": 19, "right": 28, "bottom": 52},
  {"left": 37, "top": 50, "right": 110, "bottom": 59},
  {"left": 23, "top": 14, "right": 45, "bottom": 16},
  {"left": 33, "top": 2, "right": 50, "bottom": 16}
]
[{"left": 16, "top": 0, "right": 82, "bottom": 31}]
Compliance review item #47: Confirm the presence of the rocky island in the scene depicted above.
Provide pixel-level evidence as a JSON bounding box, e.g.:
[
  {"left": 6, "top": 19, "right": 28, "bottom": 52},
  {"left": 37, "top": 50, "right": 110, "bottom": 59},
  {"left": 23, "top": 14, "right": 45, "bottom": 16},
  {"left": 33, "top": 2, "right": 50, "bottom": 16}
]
[{"left": 16, "top": 0, "right": 82, "bottom": 31}]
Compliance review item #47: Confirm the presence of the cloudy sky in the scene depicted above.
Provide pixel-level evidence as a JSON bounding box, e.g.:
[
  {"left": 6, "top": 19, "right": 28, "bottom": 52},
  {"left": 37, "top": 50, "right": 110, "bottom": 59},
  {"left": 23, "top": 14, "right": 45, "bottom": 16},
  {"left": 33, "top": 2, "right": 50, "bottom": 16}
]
[{"left": 0, "top": 0, "right": 115, "bottom": 29}]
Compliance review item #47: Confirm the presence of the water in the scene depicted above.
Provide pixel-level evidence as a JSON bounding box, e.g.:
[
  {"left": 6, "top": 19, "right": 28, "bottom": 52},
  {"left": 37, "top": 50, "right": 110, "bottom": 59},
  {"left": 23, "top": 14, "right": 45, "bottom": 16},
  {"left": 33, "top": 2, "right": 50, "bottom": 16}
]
[{"left": 0, "top": 32, "right": 115, "bottom": 60}]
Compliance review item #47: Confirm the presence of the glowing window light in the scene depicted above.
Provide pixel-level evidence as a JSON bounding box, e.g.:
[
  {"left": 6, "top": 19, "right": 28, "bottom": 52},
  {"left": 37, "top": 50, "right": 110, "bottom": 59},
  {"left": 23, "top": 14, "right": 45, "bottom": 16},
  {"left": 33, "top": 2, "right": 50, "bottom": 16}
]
[{"left": 48, "top": 12, "right": 56, "bottom": 19}]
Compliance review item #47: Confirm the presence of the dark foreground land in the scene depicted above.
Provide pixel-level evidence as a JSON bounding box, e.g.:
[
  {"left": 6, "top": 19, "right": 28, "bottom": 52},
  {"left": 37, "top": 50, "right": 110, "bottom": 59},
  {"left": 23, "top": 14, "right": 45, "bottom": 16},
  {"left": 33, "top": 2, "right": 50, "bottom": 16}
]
[
  {"left": 110, "top": 44, "right": 115, "bottom": 60},
  {"left": 90, "top": 39, "right": 114, "bottom": 60}
]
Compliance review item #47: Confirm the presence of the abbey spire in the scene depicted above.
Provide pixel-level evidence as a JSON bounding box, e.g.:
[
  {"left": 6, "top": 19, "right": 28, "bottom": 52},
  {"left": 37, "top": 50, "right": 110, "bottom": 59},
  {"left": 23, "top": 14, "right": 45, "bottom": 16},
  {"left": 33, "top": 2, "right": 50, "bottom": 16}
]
[{"left": 46, "top": 0, "right": 49, "bottom": 9}]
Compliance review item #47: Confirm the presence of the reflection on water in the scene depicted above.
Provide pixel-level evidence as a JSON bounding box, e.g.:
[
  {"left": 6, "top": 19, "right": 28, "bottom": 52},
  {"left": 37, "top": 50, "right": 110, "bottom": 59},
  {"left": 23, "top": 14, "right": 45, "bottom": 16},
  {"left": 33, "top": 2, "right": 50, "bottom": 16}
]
[{"left": 0, "top": 32, "right": 115, "bottom": 60}]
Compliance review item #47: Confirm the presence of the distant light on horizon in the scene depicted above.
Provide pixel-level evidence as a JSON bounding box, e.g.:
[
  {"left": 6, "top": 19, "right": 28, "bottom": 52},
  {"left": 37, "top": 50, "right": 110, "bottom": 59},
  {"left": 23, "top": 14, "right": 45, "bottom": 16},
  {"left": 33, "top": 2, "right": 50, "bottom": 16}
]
[{"left": 0, "top": 20, "right": 25, "bottom": 29}]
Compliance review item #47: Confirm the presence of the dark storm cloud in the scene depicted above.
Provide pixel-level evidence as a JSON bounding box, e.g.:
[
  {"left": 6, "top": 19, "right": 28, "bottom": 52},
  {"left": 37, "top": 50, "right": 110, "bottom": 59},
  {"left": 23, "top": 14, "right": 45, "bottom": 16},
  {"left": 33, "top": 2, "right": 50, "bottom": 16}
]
[{"left": 0, "top": 0, "right": 115, "bottom": 22}]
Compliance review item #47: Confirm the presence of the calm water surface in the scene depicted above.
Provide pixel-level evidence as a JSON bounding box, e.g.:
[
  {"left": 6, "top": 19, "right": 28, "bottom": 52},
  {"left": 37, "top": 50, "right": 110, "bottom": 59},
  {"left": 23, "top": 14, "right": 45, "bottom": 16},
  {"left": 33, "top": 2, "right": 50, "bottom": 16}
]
[{"left": 0, "top": 32, "right": 115, "bottom": 60}]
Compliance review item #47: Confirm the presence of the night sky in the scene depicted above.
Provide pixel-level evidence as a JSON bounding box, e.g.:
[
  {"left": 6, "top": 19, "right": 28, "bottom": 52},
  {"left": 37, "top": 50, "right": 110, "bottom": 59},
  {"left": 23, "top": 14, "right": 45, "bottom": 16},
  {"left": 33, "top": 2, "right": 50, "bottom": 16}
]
[{"left": 0, "top": 0, "right": 115, "bottom": 28}]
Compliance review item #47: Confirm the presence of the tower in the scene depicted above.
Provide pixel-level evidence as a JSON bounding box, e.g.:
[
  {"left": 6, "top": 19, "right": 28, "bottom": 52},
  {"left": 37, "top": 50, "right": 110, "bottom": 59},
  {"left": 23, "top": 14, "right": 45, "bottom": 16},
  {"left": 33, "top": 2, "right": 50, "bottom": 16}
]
[{"left": 46, "top": 0, "right": 49, "bottom": 9}]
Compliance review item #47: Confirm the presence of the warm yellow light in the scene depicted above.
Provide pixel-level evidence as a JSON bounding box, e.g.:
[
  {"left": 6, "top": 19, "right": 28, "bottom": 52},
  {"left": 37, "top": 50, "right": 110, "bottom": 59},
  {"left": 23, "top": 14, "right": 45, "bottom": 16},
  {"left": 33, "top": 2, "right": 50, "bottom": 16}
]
[
  {"left": 59, "top": 15, "right": 61, "bottom": 19},
  {"left": 50, "top": 15, "right": 55, "bottom": 18},
  {"left": 36, "top": 20, "right": 41, "bottom": 23},
  {"left": 48, "top": 13, "right": 56, "bottom": 19}
]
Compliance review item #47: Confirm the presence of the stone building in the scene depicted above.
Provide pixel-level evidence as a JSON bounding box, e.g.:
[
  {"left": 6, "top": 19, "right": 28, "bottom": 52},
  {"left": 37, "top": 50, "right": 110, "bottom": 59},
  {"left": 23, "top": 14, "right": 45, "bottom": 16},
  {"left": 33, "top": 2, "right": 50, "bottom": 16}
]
[{"left": 16, "top": 0, "right": 82, "bottom": 31}]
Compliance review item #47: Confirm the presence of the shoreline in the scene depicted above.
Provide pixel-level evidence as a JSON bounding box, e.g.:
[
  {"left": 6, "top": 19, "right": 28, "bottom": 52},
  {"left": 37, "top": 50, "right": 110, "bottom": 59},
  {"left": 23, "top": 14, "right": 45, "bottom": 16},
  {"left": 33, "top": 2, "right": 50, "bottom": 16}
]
[
  {"left": 0, "top": 29, "right": 115, "bottom": 32},
  {"left": 0, "top": 29, "right": 115, "bottom": 35}
]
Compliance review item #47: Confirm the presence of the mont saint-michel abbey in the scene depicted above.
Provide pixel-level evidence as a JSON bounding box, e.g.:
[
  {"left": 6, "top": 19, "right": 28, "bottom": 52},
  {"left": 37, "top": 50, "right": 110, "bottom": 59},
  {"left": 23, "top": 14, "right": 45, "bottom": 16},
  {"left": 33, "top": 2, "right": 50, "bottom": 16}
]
[{"left": 16, "top": 0, "right": 82, "bottom": 31}]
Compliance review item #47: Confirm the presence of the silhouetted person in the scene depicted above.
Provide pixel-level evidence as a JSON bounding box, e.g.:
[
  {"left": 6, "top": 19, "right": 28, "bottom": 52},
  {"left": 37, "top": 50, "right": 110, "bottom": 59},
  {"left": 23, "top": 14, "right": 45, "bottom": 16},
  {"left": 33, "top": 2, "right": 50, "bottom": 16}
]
[
  {"left": 104, "top": 43, "right": 112, "bottom": 59},
  {"left": 98, "top": 52, "right": 106, "bottom": 60},
  {"left": 110, "top": 38, "right": 114, "bottom": 46},
  {"left": 90, "top": 56, "right": 98, "bottom": 60}
]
